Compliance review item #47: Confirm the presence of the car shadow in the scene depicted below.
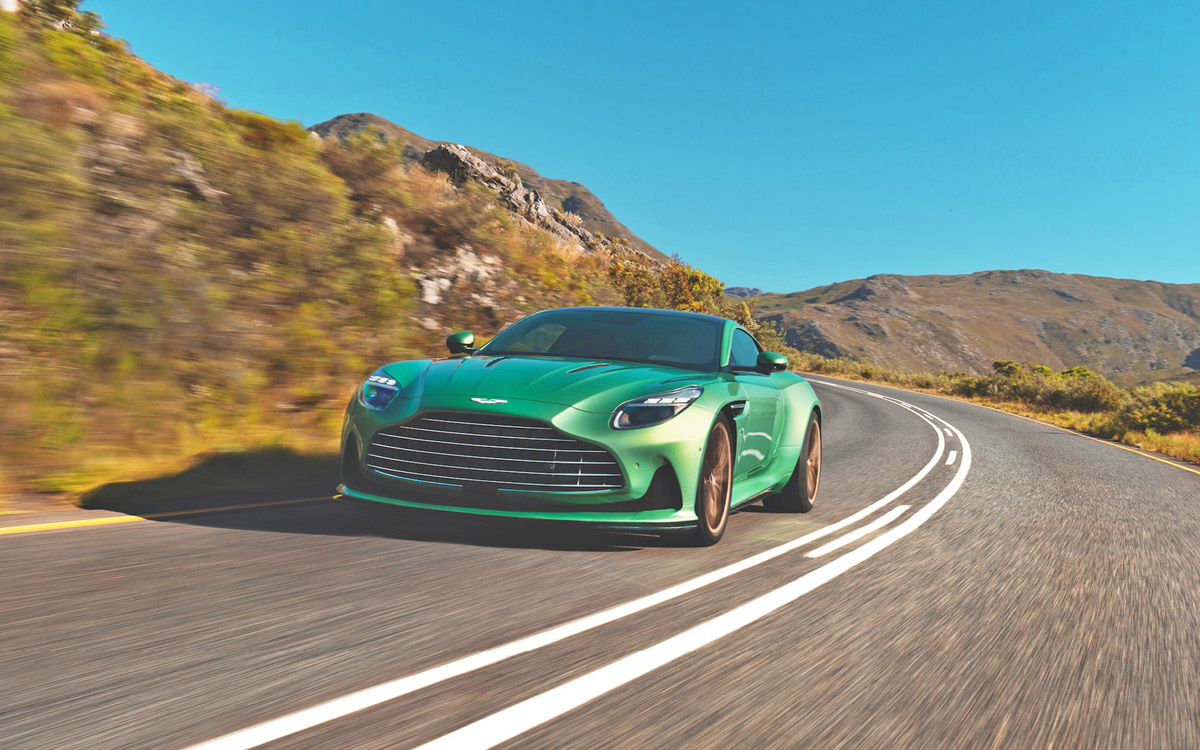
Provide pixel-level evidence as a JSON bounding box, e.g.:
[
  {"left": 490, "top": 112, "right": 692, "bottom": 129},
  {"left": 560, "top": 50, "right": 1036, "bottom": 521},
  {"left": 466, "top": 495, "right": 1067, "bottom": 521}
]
[
  {"left": 80, "top": 450, "right": 675, "bottom": 552},
  {"left": 178, "top": 498, "right": 668, "bottom": 552}
]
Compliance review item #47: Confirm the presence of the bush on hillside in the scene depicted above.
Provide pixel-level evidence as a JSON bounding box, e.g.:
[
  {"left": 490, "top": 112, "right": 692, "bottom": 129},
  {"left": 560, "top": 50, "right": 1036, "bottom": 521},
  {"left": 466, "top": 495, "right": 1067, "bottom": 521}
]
[
  {"left": 606, "top": 255, "right": 800, "bottom": 363},
  {"left": 788, "top": 350, "right": 1200, "bottom": 444},
  {"left": 1122, "top": 384, "right": 1200, "bottom": 434},
  {"left": 969, "top": 361, "right": 1128, "bottom": 413}
]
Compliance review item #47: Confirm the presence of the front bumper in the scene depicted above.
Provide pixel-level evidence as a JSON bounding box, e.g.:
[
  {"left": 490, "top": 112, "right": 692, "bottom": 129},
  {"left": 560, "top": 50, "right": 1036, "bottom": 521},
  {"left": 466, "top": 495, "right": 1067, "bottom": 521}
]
[{"left": 342, "top": 393, "right": 713, "bottom": 527}]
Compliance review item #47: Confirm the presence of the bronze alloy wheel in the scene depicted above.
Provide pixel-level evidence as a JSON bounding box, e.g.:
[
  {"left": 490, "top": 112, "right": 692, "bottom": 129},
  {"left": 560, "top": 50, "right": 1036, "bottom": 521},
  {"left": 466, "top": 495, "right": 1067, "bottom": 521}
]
[
  {"left": 763, "top": 411, "right": 821, "bottom": 514},
  {"left": 691, "top": 416, "right": 733, "bottom": 545},
  {"left": 806, "top": 420, "right": 822, "bottom": 503}
]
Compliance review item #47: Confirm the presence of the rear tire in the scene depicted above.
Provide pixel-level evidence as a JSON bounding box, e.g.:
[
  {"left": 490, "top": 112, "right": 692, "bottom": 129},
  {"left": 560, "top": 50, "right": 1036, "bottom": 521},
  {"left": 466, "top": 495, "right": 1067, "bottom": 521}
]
[
  {"left": 683, "top": 414, "right": 734, "bottom": 546},
  {"left": 763, "top": 413, "right": 821, "bottom": 513}
]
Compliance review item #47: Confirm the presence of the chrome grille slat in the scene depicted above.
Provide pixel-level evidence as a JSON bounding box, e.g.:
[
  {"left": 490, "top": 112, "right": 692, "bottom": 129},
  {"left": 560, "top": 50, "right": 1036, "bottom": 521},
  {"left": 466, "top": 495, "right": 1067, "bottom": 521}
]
[
  {"left": 395, "top": 425, "right": 579, "bottom": 442},
  {"left": 423, "top": 417, "right": 556, "bottom": 431},
  {"left": 367, "top": 454, "right": 621, "bottom": 477},
  {"left": 366, "top": 412, "right": 623, "bottom": 492},
  {"left": 367, "top": 447, "right": 616, "bottom": 465},
  {"left": 371, "top": 434, "right": 609, "bottom": 455}
]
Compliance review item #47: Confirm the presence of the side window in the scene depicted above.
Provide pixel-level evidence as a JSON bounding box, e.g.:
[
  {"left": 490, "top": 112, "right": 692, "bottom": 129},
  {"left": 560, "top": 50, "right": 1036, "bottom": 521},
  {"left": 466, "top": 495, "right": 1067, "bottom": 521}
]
[{"left": 729, "top": 329, "right": 761, "bottom": 368}]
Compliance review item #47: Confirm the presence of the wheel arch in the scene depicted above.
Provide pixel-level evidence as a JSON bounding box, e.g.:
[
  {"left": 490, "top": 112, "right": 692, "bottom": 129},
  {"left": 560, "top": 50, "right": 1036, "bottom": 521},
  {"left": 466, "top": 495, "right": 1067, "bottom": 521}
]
[
  {"left": 718, "top": 400, "right": 745, "bottom": 461},
  {"left": 341, "top": 431, "right": 364, "bottom": 486},
  {"left": 781, "top": 383, "right": 822, "bottom": 447}
]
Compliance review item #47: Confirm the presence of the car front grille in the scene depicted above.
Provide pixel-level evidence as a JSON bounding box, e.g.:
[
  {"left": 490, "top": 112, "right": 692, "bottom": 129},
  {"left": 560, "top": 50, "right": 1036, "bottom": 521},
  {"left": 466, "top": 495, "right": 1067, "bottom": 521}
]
[{"left": 366, "top": 413, "right": 623, "bottom": 492}]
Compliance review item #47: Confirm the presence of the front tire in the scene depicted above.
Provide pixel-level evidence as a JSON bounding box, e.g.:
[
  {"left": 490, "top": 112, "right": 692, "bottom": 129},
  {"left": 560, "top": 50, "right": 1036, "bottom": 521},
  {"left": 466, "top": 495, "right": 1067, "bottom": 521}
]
[
  {"left": 684, "top": 414, "right": 734, "bottom": 546},
  {"left": 763, "top": 413, "right": 821, "bottom": 513}
]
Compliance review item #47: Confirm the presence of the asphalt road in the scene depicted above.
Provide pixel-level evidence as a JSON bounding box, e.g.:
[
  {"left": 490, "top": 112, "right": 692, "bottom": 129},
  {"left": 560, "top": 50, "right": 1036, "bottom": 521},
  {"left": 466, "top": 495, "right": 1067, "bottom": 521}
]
[{"left": 3, "top": 376, "right": 1200, "bottom": 749}]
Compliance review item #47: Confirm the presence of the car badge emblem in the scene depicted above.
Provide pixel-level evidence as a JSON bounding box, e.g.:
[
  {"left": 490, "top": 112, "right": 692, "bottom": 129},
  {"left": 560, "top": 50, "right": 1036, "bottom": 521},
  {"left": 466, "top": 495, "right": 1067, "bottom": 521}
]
[{"left": 471, "top": 398, "right": 508, "bottom": 405}]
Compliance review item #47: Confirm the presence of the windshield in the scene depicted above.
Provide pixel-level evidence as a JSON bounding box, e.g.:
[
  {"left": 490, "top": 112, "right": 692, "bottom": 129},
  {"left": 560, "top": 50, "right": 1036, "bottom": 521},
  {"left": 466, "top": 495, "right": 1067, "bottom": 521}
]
[{"left": 480, "top": 309, "right": 724, "bottom": 371}]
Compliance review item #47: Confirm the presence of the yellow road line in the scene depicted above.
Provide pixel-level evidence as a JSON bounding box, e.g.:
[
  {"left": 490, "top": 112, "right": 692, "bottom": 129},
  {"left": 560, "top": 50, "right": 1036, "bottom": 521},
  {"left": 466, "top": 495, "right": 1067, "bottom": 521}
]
[
  {"left": 0, "top": 496, "right": 329, "bottom": 536},
  {"left": 0, "top": 515, "right": 144, "bottom": 534},
  {"left": 806, "top": 373, "right": 1200, "bottom": 479}
]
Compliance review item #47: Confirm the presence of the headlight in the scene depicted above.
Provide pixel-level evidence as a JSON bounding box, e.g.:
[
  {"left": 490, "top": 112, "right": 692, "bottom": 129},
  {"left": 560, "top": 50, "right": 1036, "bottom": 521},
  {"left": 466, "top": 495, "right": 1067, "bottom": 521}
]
[
  {"left": 612, "top": 385, "right": 704, "bottom": 429},
  {"left": 359, "top": 368, "right": 401, "bottom": 411}
]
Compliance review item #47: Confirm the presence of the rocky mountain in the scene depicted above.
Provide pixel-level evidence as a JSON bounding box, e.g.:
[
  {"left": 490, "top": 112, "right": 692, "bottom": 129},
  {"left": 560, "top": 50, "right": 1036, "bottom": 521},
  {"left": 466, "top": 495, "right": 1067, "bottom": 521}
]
[
  {"left": 725, "top": 286, "right": 764, "bottom": 298},
  {"left": 419, "top": 144, "right": 629, "bottom": 256},
  {"left": 748, "top": 270, "right": 1200, "bottom": 383},
  {"left": 310, "top": 113, "right": 665, "bottom": 260}
]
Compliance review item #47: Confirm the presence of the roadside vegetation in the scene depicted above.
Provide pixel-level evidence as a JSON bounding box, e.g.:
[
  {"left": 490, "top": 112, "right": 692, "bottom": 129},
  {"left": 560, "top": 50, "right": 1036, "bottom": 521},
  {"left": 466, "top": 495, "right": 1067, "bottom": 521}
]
[
  {"left": 792, "top": 354, "right": 1200, "bottom": 465},
  {"left": 0, "top": 3, "right": 621, "bottom": 500}
]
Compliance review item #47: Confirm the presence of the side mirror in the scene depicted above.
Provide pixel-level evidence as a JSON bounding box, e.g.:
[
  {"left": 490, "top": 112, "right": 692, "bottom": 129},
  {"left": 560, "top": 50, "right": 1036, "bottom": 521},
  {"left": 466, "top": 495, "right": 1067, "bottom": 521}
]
[
  {"left": 446, "top": 331, "right": 476, "bottom": 355},
  {"left": 757, "top": 351, "right": 788, "bottom": 372}
]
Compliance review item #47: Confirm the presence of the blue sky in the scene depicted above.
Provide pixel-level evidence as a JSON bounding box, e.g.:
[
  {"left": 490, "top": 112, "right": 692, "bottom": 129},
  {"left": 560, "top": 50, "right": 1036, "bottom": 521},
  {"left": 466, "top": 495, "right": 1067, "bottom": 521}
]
[{"left": 93, "top": 0, "right": 1199, "bottom": 291}]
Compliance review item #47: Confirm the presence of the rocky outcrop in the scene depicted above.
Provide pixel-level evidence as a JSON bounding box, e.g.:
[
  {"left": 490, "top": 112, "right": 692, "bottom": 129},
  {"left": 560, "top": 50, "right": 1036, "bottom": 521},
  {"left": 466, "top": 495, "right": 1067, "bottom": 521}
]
[
  {"left": 416, "top": 245, "right": 506, "bottom": 308},
  {"left": 171, "top": 150, "right": 225, "bottom": 204},
  {"left": 311, "top": 113, "right": 666, "bottom": 259},
  {"left": 420, "top": 144, "right": 649, "bottom": 259},
  {"left": 774, "top": 317, "right": 845, "bottom": 359},
  {"left": 725, "top": 286, "right": 764, "bottom": 298}
]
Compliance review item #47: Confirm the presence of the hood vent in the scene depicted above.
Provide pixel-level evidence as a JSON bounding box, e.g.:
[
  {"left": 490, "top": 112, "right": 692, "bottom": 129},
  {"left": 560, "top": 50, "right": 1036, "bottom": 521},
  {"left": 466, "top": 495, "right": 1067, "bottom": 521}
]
[{"left": 566, "top": 362, "right": 613, "bottom": 374}]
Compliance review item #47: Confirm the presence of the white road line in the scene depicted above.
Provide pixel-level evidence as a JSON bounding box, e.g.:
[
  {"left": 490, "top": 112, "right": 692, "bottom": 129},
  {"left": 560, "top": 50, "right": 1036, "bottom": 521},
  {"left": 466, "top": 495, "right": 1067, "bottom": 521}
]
[
  {"left": 182, "top": 395, "right": 945, "bottom": 750},
  {"left": 413, "top": 398, "right": 972, "bottom": 750},
  {"left": 947, "top": 449, "right": 958, "bottom": 465},
  {"left": 805, "top": 505, "right": 909, "bottom": 558},
  {"left": 945, "top": 427, "right": 953, "bottom": 437}
]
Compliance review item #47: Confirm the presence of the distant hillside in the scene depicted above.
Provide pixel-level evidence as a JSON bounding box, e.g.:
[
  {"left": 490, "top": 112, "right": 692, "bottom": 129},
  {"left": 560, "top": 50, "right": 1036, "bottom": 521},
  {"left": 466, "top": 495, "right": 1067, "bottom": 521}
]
[
  {"left": 311, "top": 113, "right": 666, "bottom": 260},
  {"left": 748, "top": 270, "right": 1200, "bottom": 383}
]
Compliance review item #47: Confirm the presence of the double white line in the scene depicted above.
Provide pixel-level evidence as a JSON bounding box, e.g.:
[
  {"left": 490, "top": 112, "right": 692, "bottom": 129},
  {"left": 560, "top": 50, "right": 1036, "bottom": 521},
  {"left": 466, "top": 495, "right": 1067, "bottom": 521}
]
[{"left": 187, "top": 382, "right": 970, "bottom": 750}]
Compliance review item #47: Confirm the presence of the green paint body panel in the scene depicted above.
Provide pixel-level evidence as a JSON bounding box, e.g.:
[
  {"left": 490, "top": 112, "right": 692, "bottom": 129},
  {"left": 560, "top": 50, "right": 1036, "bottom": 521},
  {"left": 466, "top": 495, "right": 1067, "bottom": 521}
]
[{"left": 340, "top": 307, "right": 821, "bottom": 530}]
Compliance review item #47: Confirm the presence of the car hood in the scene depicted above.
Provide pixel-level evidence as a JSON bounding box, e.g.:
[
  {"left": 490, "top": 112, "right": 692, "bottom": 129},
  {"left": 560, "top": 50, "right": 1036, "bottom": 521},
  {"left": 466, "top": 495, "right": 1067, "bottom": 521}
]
[{"left": 390, "top": 355, "right": 710, "bottom": 413}]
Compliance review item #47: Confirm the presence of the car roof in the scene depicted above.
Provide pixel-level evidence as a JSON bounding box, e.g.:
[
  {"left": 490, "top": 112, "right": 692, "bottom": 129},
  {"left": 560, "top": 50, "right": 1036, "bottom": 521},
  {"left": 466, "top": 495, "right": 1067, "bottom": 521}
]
[{"left": 547, "top": 306, "right": 734, "bottom": 326}]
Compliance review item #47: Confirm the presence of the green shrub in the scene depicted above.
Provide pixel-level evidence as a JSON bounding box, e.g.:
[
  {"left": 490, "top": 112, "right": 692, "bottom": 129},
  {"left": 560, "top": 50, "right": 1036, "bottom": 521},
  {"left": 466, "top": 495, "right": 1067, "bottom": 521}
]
[
  {"left": 0, "top": 12, "right": 20, "bottom": 84},
  {"left": 1124, "top": 385, "right": 1200, "bottom": 433},
  {"left": 228, "top": 109, "right": 310, "bottom": 150},
  {"left": 495, "top": 158, "right": 520, "bottom": 181},
  {"left": 41, "top": 28, "right": 109, "bottom": 83}
]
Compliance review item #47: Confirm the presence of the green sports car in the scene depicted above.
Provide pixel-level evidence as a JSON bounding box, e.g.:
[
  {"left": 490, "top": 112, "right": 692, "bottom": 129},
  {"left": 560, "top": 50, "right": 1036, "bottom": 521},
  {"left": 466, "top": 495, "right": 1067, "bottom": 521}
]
[{"left": 339, "top": 306, "right": 822, "bottom": 545}]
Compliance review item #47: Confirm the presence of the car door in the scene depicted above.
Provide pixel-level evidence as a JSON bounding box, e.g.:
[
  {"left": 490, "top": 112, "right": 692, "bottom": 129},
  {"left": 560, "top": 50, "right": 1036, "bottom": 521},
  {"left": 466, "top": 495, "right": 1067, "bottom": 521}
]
[{"left": 727, "top": 328, "right": 783, "bottom": 479}]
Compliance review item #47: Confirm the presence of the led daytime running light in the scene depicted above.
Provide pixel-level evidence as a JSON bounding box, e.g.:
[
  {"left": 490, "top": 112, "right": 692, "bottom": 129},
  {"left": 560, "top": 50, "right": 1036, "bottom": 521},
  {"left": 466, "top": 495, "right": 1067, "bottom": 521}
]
[
  {"left": 360, "top": 368, "right": 402, "bottom": 411},
  {"left": 612, "top": 385, "right": 703, "bottom": 429}
]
